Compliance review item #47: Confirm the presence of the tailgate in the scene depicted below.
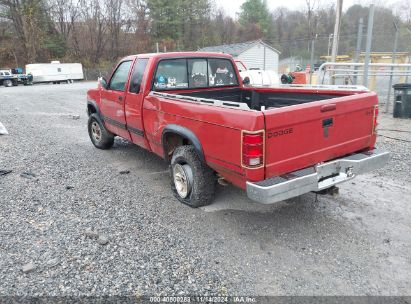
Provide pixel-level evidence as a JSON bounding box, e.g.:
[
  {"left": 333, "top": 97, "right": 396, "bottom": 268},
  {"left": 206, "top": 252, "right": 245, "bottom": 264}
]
[{"left": 263, "top": 92, "right": 378, "bottom": 178}]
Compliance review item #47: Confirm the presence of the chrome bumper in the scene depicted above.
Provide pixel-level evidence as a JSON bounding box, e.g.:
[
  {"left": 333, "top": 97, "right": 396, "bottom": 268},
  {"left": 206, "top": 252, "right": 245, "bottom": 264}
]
[{"left": 246, "top": 149, "right": 390, "bottom": 204}]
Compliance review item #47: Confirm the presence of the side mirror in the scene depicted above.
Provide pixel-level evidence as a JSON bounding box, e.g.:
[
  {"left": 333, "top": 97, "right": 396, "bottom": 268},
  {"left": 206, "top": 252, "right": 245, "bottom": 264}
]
[
  {"left": 243, "top": 76, "right": 250, "bottom": 86},
  {"left": 98, "top": 77, "right": 108, "bottom": 89}
]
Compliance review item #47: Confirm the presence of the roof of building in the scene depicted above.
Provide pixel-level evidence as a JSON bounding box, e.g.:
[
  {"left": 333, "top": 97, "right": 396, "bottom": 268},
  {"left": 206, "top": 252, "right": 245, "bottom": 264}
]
[{"left": 199, "top": 40, "right": 281, "bottom": 56}]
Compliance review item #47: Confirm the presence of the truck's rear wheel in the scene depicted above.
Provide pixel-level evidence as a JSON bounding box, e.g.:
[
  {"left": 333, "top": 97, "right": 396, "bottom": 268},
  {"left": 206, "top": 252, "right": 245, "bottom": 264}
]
[
  {"left": 4, "top": 80, "right": 12, "bottom": 87},
  {"left": 88, "top": 113, "right": 114, "bottom": 149},
  {"left": 170, "top": 145, "right": 215, "bottom": 207}
]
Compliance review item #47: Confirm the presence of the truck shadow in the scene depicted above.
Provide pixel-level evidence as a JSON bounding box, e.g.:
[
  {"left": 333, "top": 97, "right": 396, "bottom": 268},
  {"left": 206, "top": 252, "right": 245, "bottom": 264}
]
[
  {"left": 109, "top": 137, "right": 169, "bottom": 173},
  {"left": 110, "top": 138, "right": 325, "bottom": 214}
]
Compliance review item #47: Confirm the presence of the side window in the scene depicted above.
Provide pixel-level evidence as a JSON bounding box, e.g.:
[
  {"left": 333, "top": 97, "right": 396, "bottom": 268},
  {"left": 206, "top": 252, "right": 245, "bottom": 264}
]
[
  {"left": 236, "top": 61, "right": 247, "bottom": 72},
  {"left": 129, "top": 58, "right": 149, "bottom": 93},
  {"left": 109, "top": 61, "right": 132, "bottom": 91},
  {"left": 154, "top": 59, "right": 188, "bottom": 90},
  {"left": 208, "top": 58, "right": 238, "bottom": 87},
  {"left": 188, "top": 59, "right": 208, "bottom": 88}
]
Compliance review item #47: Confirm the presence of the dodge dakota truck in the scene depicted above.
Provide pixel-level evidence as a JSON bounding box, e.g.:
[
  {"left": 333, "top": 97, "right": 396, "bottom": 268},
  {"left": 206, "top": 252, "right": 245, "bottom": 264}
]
[{"left": 86, "top": 52, "right": 390, "bottom": 207}]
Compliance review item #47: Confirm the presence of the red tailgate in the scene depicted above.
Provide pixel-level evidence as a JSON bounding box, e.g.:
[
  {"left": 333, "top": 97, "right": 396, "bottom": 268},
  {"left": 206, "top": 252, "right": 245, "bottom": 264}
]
[{"left": 263, "top": 91, "right": 378, "bottom": 178}]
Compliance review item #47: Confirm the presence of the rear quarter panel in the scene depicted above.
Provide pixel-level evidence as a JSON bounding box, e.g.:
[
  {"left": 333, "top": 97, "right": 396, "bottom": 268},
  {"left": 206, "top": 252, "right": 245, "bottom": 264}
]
[{"left": 142, "top": 95, "right": 265, "bottom": 188}]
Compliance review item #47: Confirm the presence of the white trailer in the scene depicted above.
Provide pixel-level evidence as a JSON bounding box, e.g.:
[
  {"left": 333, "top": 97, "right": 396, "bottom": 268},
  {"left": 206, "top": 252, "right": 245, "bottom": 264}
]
[{"left": 25, "top": 61, "right": 84, "bottom": 83}]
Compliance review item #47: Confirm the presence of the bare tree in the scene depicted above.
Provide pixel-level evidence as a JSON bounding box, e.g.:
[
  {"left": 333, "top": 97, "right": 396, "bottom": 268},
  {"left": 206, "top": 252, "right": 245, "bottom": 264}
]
[
  {"left": 105, "top": 0, "right": 123, "bottom": 59},
  {"left": 0, "top": 0, "right": 47, "bottom": 62},
  {"left": 305, "top": 0, "right": 320, "bottom": 50},
  {"left": 48, "top": 0, "right": 80, "bottom": 42},
  {"left": 126, "top": 0, "right": 151, "bottom": 53}
]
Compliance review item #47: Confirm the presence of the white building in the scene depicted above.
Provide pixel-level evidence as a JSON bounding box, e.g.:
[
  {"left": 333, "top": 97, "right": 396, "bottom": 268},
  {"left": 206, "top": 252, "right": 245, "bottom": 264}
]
[{"left": 199, "top": 39, "right": 281, "bottom": 73}]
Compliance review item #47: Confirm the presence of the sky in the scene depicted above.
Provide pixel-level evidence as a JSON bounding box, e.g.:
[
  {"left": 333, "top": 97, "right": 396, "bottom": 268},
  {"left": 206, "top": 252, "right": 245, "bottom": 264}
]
[{"left": 217, "top": 0, "right": 403, "bottom": 18}]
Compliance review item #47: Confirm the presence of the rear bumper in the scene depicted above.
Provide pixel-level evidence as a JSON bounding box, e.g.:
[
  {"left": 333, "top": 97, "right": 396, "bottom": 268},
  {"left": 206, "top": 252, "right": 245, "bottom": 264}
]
[{"left": 246, "top": 148, "right": 390, "bottom": 204}]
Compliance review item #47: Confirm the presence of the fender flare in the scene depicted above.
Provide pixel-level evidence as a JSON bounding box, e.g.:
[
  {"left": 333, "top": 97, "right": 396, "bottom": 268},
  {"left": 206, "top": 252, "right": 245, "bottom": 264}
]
[
  {"left": 162, "top": 124, "right": 205, "bottom": 162},
  {"left": 87, "top": 100, "right": 101, "bottom": 118}
]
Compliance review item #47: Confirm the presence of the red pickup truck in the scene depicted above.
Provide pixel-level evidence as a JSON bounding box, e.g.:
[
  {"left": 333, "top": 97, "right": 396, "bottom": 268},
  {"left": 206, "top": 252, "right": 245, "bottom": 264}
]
[{"left": 86, "top": 52, "right": 389, "bottom": 207}]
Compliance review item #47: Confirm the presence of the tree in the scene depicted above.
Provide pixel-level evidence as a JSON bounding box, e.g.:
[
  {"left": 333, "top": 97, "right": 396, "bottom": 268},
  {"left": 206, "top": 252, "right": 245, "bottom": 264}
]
[
  {"left": 0, "top": 0, "right": 46, "bottom": 62},
  {"left": 146, "top": 0, "right": 181, "bottom": 41},
  {"left": 126, "top": 0, "right": 151, "bottom": 53},
  {"left": 105, "top": 0, "right": 124, "bottom": 59},
  {"left": 180, "top": 0, "right": 211, "bottom": 49},
  {"left": 2, "top": 0, "right": 411, "bottom": 69},
  {"left": 238, "top": 0, "right": 272, "bottom": 40}
]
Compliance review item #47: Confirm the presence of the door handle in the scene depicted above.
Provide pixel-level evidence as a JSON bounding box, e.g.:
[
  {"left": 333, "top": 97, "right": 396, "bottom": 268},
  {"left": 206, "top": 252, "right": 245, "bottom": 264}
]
[
  {"left": 118, "top": 96, "right": 123, "bottom": 102},
  {"left": 321, "top": 104, "right": 336, "bottom": 112}
]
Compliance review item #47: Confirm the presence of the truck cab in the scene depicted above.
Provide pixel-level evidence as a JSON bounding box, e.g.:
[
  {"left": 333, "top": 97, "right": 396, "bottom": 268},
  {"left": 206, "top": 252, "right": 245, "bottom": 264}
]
[{"left": 0, "top": 70, "right": 18, "bottom": 87}]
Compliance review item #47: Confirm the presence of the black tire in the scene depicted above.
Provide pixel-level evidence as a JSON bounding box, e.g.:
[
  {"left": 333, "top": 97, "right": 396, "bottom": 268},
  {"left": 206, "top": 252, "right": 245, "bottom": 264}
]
[
  {"left": 170, "top": 145, "right": 215, "bottom": 207},
  {"left": 88, "top": 113, "right": 115, "bottom": 149},
  {"left": 4, "top": 79, "right": 12, "bottom": 87}
]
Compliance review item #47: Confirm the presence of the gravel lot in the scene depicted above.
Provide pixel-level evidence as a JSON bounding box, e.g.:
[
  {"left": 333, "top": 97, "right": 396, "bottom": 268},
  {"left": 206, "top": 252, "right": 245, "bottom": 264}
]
[{"left": 0, "top": 82, "right": 410, "bottom": 296}]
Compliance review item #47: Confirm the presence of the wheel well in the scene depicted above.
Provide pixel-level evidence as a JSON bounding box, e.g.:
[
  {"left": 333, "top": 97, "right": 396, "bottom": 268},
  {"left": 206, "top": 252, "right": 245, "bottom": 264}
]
[
  {"left": 163, "top": 133, "right": 191, "bottom": 161},
  {"left": 87, "top": 104, "right": 97, "bottom": 116}
]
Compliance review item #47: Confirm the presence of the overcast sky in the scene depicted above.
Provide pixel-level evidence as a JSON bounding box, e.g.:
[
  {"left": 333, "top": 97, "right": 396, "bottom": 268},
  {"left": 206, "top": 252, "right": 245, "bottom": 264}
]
[{"left": 216, "top": 0, "right": 402, "bottom": 18}]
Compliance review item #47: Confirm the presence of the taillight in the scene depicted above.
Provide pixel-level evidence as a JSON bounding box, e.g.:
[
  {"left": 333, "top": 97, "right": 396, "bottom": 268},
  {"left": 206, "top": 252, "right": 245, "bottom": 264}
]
[
  {"left": 373, "top": 105, "right": 379, "bottom": 134},
  {"left": 242, "top": 131, "right": 264, "bottom": 168}
]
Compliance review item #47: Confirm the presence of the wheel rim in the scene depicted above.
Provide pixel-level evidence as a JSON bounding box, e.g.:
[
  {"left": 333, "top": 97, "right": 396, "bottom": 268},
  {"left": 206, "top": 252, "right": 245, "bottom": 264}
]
[
  {"left": 173, "top": 163, "right": 193, "bottom": 199},
  {"left": 91, "top": 121, "right": 102, "bottom": 142}
]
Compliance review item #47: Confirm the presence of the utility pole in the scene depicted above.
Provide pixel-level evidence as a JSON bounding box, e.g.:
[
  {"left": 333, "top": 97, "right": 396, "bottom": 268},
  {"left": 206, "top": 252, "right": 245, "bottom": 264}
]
[
  {"left": 331, "top": 0, "right": 343, "bottom": 84},
  {"left": 363, "top": 4, "right": 375, "bottom": 87},
  {"left": 353, "top": 18, "right": 363, "bottom": 85},
  {"left": 310, "top": 34, "right": 317, "bottom": 84},
  {"left": 385, "top": 22, "right": 399, "bottom": 113},
  {"left": 327, "top": 34, "right": 333, "bottom": 57},
  {"left": 407, "top": 28, "right": 411, "bottom": 83}
]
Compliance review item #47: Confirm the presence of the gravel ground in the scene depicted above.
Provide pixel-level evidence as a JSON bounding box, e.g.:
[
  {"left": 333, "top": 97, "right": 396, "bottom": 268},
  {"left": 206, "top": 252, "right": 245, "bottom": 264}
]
[{"left": 0, "top": 82, "right": 410, "bottom": 296}]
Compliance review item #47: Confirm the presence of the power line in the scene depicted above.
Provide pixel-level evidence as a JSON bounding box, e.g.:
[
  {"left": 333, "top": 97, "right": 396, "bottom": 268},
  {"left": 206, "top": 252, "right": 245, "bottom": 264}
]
[{"left": 276, "top": 31, "right": 405, "bottom": 45}]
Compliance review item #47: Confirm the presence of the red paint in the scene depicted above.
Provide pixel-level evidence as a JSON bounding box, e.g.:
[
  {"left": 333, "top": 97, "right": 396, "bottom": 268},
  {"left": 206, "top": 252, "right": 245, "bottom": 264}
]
[{"left": 87, "top": 52, "right": 378, "bottom": 189}]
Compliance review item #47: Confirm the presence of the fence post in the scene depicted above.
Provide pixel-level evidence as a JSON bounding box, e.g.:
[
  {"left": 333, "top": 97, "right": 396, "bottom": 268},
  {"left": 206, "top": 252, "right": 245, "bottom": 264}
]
[
  {"left": 385, "top": 23, "right": 399, "bottom": 113},
  {"left": 353, "top": 18, "right": 363, "bottom": 85},
  {"left": 363, "top": 4, "right": 375, "bottom": 88}
]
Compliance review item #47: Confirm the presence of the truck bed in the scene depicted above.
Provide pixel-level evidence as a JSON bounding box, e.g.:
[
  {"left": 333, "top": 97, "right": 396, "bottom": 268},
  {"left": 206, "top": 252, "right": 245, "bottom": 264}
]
[
  {"left": 179, "top": 86, "right": 366, "bottom": 110},
  {"left": 158, "top": 85, "right": 377, "bottom": 180}
]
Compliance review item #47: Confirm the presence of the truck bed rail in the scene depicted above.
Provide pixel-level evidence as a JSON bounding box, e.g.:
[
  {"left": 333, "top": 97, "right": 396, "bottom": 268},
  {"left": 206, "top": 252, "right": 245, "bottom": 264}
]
[{"left": 150, "top": 91, "right": 253, "bottom": 111}]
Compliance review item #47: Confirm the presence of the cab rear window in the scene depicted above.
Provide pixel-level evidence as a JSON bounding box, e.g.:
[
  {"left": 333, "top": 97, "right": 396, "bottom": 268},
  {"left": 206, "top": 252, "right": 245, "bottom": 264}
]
[{"left": 153, "top": 58, "right": 238, "bottom": 90}]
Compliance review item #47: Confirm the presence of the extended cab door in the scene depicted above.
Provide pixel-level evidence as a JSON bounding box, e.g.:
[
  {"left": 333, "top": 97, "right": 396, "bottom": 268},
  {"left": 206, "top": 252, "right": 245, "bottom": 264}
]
[
  {"left": 100, "top": 60, "right": 132, "bottom": 140},
  {"left": 124, "top": 58, "right": 149, "bottom": 148}
]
